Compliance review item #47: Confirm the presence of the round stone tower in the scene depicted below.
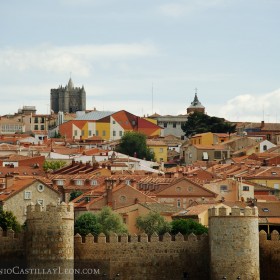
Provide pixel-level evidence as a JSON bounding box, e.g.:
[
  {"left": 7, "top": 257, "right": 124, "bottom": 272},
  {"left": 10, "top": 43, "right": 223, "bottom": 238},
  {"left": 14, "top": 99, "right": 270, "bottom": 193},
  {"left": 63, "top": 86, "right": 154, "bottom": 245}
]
[
  {"left": 26, "top": 202, "right": 74, "bottom": 280},
  {"left": 209, "top": 206, "right": 259, "bottom": 280}
]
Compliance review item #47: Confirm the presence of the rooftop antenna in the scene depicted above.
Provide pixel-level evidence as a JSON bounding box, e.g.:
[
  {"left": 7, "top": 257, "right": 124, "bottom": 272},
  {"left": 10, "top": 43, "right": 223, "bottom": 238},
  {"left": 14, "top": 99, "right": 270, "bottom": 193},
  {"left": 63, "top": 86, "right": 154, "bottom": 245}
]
[{"left": 152, "top": 82, "right": 154, "bottom": 115}]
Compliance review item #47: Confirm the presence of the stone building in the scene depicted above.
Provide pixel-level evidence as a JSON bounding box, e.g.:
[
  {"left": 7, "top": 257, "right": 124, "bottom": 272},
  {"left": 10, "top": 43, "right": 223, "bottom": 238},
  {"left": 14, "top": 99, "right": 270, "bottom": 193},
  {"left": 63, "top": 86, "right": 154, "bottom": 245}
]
[{"left": 50, "top": 78, "right": 86, "bottom": 113}]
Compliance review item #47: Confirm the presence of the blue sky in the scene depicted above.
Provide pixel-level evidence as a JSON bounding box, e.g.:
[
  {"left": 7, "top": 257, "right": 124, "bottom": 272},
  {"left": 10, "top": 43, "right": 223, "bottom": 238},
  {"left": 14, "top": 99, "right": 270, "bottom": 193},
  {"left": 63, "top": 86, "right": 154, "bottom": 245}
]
[{"left": 1, "top": 0, "right": 280, "bottom": 122}]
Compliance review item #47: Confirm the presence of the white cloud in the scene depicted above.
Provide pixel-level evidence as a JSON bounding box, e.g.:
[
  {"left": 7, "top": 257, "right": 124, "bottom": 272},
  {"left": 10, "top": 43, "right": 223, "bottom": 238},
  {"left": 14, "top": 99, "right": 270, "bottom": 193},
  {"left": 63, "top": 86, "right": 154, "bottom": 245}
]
[
  {"left": 209, "top": 89, "right": 280, "bottom": 122},
  {"left": 0, "top": 43, "right": 158, "bottom": 77}
]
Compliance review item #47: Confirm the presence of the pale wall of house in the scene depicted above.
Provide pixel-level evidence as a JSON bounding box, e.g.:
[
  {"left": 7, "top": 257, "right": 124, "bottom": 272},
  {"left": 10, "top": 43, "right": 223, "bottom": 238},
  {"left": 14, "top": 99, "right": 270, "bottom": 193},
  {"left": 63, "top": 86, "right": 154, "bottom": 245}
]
[{"left": 2, "top": 181, "right": 60, "bottom": 224}]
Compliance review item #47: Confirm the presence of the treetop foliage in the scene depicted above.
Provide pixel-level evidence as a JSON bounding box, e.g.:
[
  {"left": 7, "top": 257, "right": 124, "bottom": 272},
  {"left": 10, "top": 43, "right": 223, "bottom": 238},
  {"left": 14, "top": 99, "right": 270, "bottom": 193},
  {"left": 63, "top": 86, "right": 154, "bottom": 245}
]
[
  {"left": 181, "top": 111, "right": 236, "bottom": 138},
  {"left": 43, "top": 160, "right": 67, "bottom": 172},
  {"left": 171, "top": 218, "right": 208, "bottom": 235},
  {"left": 0, "top": 210, "right": 22, "bottom": 232},
  {"left": 74, "top": 206, "right": 128, "bottom": 236},
  {"left": 116, "top": 131, "right": 155, "bottom": 161},
  {"left": 135, "top": 211, "right": 172, "bottom": 236}
]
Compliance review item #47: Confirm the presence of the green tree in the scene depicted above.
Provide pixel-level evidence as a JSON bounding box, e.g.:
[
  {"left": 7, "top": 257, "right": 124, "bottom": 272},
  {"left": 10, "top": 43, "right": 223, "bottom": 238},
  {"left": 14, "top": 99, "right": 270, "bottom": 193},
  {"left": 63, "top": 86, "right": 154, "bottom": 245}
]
[
  {"left": 96, "top": 206, "right": 127, "bottom": 235},
  {"left": 116, "top": 131, "right": 155, "bottom": 161},
  {"left": 74, "top": 207, "right": 128, "bottom": 236},
  {"left": 43, "top": 160, "right": 67, "bottom": 172},
  {"left": 171, "top": 218, "right": 208, "bottom": 235},
  {"left": 69, "top": 190, "right": 83, "bottom": 201},
  {"left": 74, "top": 212, "right": 101, "bottom": 236},
  {"left": 135, "top": 211, "right": 171, "bottom": 236},
  {"left": 0, "top": 210, "right": 22, "bottom": 233},
  {"left": 181, "top": 111, "right": 236, "bottom": 138}
]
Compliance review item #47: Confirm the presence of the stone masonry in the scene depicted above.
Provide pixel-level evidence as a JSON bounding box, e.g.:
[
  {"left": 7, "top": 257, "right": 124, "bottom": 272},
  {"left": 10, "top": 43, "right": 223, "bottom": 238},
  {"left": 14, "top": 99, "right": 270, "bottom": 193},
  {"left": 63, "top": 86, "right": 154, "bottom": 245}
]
[{"left": 1, "top": 204, "right": 280, "bottom": 279}]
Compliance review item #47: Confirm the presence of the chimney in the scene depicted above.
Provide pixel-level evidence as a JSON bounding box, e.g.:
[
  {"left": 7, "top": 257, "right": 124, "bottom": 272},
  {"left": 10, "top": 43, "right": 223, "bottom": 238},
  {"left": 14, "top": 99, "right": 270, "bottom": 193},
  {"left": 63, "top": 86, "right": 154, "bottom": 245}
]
[
  {"left": 5, "top": 174, "right": 14, "bottom": 189},
  {"left": 105, "top": 178, "right": 117, "bottom": 208},
  {"left": 261, "top": 121, "right": 265, "bottom": 128},
  {"left": 165, "top": 171, "right": 174, "bottom": 178}
]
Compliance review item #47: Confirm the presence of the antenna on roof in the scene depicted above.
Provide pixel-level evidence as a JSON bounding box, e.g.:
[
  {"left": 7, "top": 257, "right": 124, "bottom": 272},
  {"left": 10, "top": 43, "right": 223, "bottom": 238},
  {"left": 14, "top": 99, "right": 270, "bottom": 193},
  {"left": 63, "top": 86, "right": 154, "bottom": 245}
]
[{"left": 152, "top": 82, "right": 154, "bottom": 115}]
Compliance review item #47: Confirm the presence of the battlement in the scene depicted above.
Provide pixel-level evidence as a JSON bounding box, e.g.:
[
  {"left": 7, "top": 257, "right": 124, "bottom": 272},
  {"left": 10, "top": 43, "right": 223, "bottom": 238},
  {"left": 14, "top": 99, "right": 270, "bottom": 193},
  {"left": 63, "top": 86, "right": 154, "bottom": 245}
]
[
  {"left": 74, "top": 231, "right": 208, "bottom": 244},
  {"left": 0, "top": 227, "right": 24, "bottom": 240},
  {"left": 260, "top": 230, "right": 280, "bottom": 242},
  {"left": 26, "top": 202, "right": 74, "bottom": 221},
  {"left": 0, "top": 228, "right": 25, "bottom": 258},
  {"left": 208, "top": 205, "right": 258, "bottom": 217}
]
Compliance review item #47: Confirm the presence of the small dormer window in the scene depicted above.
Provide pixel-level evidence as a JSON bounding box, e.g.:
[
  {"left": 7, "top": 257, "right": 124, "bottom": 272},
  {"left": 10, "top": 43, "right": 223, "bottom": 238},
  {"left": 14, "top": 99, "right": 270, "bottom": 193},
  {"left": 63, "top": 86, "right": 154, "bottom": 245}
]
[
  {"left": 91, "top": 180, "right": 98, "bottom": 186},
  {"left": 55, "top": 179, "right": 64, "bottom": 186},
  {"left": 262, "top": 208, "right": 269, "bottom": 212},
  {"left": 75, "top": 180, "right": 84, "bottom": 186},
  {"left": 271, "top": 172, "right": 277, "bottom": 175},
  {"left": 125, "top": 180, "right": 130, "bottom": 185}
]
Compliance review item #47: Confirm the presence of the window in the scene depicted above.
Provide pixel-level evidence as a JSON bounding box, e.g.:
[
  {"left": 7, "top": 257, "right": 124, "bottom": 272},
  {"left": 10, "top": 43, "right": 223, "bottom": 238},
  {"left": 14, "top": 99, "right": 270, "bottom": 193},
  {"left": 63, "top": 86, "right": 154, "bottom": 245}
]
[
  {"left": 214, "top": 151, "right": 222, "bottom": 159},
  {"left": 75, "top": 180, "right": 84, "bottom": 186},
  {"left": 88, "top": 130, "right": 92, "bottom": 136},
  {"left": 41, "top": 117, "right": 45, "bottom": 123},
  {"left": 55, "top": 180, "right": 64, "bottom": 186},
  {"left": 113, "top": 131, "right": 116, "bottom": 137},
  {"left": 119, "top": 195, "right": 126, "bottom": 203},
  {"left": 262, "top": 208, "right": 269, "bottom": 212},
  {"left": 81, "top": 130, "right": 84, "bottom": 136},
  {"left": 176, "top": 187, "right": 181, "bottom": 193},
  {"left": 119, "top": 131, "right": 123, "bottom": 137},
  {"left": 37, "top": 184, "right": 44, "bottom": 192},
  {"left": 125, "top": 180, "right": 131, "bottom": 185},
  {"left": 112, "top": 120, "right": 116, "bottom": 124},
  {"left": 40, "top": 125, "right": 44, "bottom": 130},
  {"left": 173, "top": 123, "right": 176, "bottom": 128},
  {"left": 188, "top": 186, "right": 193, "bottom": 192},
  {"left": 74, "top": 130, "right": 78, "bottom": 136},
  {"left": 34, "top": 117, "right": 38, "bottom": 123},
  {"left": 91, "top": 180, "right": 98, "bottom": 186},
  {"left": 220, "top": 185, "right": 228, "bottom": 191},
  {"left": 263, "top": 145, "right": 267, "bottom": 151},
  {"left": 37, "top": 199, "right": 44, "bottom": 206},
  {"left": 24, "top": 191, "right": 32, "bottom": 200},
  {"left": 267, "top": 134, "right": 271, "bottom": 140},
  {"left": 102, "top": 130, "right": 106, "bottom": 136},
  {"left": 96, "top": 130, "right": 99, "bottom": 136},
  {"left": 164, "top": 123, "right": 167, "bottom": 128},
  {"left": 159, "top": 148, "right": 163, "bottom": 153},
  {"left": 34, "top": 125, "right": 38, "bottom": 130},
  {"left": 177, "top": 199, "right": 181, "bottom": 208},
  {"left": 243, "top": 186, "right": 250, "bottom": 191}
]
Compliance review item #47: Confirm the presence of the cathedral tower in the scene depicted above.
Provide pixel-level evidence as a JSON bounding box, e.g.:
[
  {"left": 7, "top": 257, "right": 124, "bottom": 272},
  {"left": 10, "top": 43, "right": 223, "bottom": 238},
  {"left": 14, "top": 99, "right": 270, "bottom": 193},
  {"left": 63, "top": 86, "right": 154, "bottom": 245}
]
[{"left": 50, "top": 78, "right": 86, "bottom": 113}]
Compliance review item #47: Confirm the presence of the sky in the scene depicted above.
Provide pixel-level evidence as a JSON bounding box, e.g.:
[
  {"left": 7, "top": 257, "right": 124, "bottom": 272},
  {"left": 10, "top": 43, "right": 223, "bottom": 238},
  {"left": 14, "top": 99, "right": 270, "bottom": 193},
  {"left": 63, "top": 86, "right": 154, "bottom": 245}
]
[{"left": 1, "top": 0, "right": 280, "bottom": 122}]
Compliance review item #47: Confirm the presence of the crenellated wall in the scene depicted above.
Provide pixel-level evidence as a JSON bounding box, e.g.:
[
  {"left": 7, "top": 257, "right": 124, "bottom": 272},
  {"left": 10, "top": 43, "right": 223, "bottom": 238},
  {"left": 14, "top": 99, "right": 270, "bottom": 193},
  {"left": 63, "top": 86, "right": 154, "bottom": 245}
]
[
  {"left": 0, "top": 227, "right": 25, "bottom": 258},
  {"left": 75, "top": 232, "right": 209, "bottom": 280},
  {"left": 2, "top": 204, "right": 280, "bottom": 280}
]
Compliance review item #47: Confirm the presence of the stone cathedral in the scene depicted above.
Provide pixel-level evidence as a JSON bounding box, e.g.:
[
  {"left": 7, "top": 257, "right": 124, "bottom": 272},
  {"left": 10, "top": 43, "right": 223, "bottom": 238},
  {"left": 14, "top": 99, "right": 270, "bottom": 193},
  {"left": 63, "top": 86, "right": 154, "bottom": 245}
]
[{"left": 50, "top": 78, "right": 86, "bottom": 113}]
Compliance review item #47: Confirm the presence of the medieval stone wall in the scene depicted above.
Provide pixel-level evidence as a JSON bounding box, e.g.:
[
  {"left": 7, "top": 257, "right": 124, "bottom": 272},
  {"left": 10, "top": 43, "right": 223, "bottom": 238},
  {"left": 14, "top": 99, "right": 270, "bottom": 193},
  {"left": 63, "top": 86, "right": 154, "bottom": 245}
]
[
  {"left": 0, "top": 228, "right": 25, "bottom": 258},
  {"left": 259, "top": 230, "right": 280, "bottom": 280},
  {"left": 75, "top": 232, "right": 209, "bottom": 280},
  {"left": 3, "top": 204, "right": 280, "bottom": 280}
]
